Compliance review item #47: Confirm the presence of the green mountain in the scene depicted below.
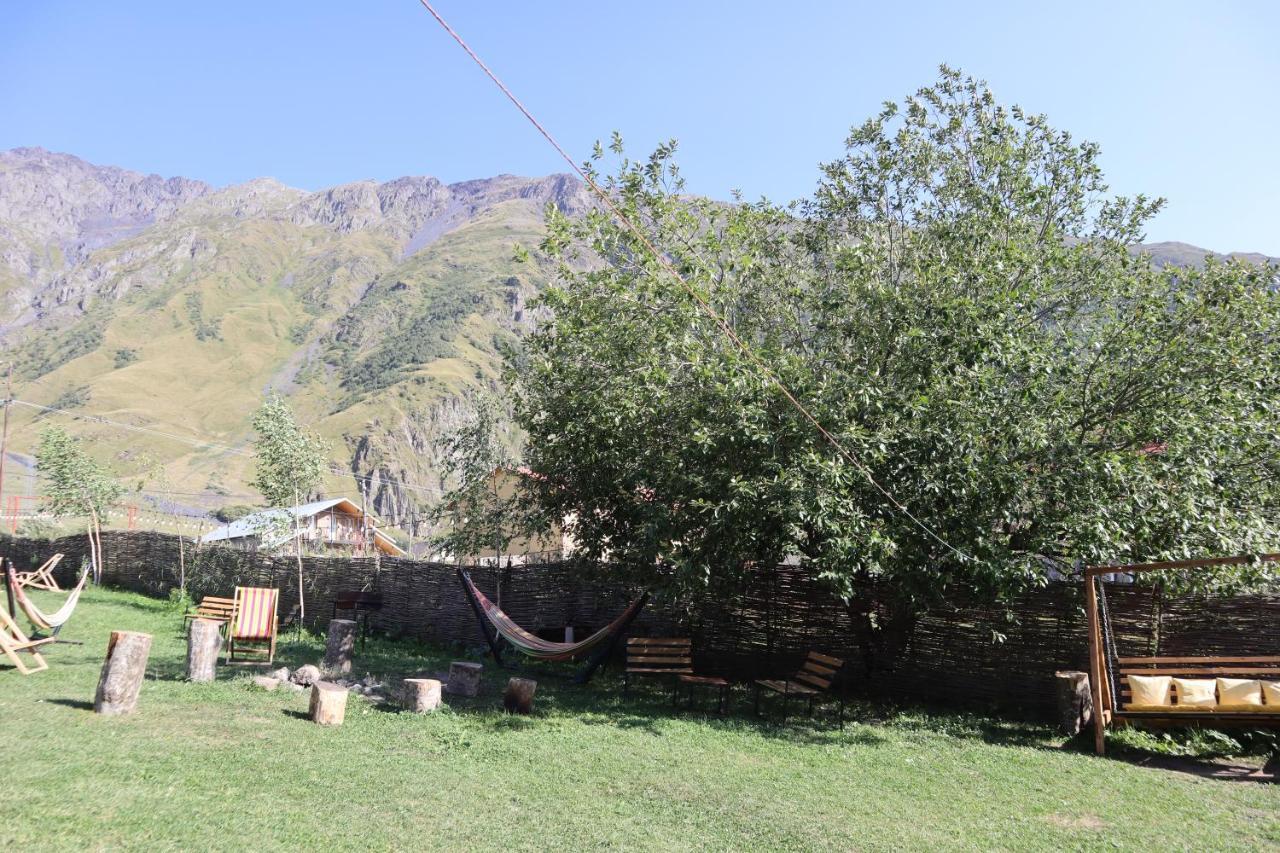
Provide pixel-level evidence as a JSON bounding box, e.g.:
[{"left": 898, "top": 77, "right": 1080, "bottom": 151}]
[{"left": 0, "top": 147, "right": 588, "bottom": 533}]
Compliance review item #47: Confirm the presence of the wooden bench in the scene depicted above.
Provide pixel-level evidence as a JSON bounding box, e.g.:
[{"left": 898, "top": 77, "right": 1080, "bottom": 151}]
[
  {"left": 754, "top": 651, "right": 845, "bottom": 726},
  {"left": 183, "top": 596, "right": 236, "bottom": 635},
  {"left": 1112, "top": 656, "right": 1280, "bottom": 728},
  {"left": 624, "top": 637, "right": 692, "bottom": 703}
]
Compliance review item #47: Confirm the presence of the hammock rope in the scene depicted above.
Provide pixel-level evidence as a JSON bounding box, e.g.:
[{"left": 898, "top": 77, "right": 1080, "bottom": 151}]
[
  {"left": 9, "top": 566, "right": 90, "bottom": 632},
  {"left": 457, "top": 570, "right": 646, "bottom": 679}
]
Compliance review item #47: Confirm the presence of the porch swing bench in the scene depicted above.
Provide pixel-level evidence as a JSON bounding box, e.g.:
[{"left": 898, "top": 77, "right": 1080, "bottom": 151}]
[{"left": 1084, "top": 554, "right": 1280, "bottom": 756}]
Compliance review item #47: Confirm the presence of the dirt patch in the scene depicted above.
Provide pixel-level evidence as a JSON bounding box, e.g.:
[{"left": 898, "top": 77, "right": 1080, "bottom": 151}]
[{"left": 1045, "top": 814, "right": 1106, "bottom": 831}]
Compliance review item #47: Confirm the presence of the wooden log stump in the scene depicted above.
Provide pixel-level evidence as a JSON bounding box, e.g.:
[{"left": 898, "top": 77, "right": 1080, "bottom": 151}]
[
  {"left": 1054, "top": 670, "right": 1093, "bottom": 736},
  {"left": 186, "top": 618, "right": 221, "bottom": 683},
  {"left": 324, "top": 618, "right": 357, "bottom": 675},
  {"left": 401, "top": 678, "right": 443, "bottom": 713},
  {"left": 309, "top": 681, "right": 349, "bottom": 726},
  {"left": 94, "top": 631, "right": 153, "bottom": 716},
  {"left": 503, "top": 677, "right": 537, "bottom": 714},
  {"left": 445, "top": 661, "right": 483, "bottom": 697}
]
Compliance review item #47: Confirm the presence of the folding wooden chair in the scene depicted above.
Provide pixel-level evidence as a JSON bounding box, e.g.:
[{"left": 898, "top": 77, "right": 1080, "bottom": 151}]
[
  {"left": 226, "top": 587, "right": 279, "bottom": 664},
  {"left": 0, "top": 606, "right": 54, "bottom": 675},
  {"left": 14, "top": 553, "right": 64, "bottom": 591}
]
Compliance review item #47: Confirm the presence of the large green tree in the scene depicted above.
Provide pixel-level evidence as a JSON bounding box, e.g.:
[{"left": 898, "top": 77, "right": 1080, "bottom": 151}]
[{"left": 514, "top": 69, "right": 1280, "bottom": 670}]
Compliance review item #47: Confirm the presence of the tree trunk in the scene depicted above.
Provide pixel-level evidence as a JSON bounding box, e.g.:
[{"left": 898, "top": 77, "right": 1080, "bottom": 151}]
[
  {"left": 847, "top": 594, "right": 918, "bottom": 685},
  {"left": 401, "top": 678, "right": 443, "bottom": 713},
  {"left": 323, "top": 618, "right": 357, "bottom": 675},
  {"left": 309, "top": 681, "right": 349, "bottom": 726},
  {"left": 177, "top": 531, "right": 186, "bottom": 593},
  {"left": 186, "top": 618, "right": 222, "bottom": 683},
  {"left": 94, "top": 630, "right": 152, "bottom": 716},
  {"left": 1054, "top": 670, "right": 1094, "bottom": 736},
  {"left": 503, "top": 677, "right": 537, "bottom": 714},
  {"left": 445, "top": 661, "right": 483, "bottom": 697}
]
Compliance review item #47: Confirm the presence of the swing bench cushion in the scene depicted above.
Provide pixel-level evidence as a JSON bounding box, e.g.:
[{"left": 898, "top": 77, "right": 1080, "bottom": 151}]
[
  {"left": 1125, "top": 674, "right": 1172, "bottom": 710},
  {"left": 1264, "top": 682, "right": 1280, "bottom": 706},
  {"left": 1216, "top": 678, "right": 1263, "bottom": 710},
  {"left": 1171, "top": 677, "right": 1216, "bottom": 709}
]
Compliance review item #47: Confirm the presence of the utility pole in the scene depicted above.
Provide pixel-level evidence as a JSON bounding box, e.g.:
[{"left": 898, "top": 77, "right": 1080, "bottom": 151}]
[
  {"left": 0, "top": 363, "right": 12, "bottom": 521},
  {"left": 359, "top": 482, "right": 368, "bottom": 556}
]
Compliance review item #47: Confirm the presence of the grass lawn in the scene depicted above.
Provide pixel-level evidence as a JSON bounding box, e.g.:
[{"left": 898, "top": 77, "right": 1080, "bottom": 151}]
[{"left": 1, "top": 586, "right": 1276, "bottom": 851}]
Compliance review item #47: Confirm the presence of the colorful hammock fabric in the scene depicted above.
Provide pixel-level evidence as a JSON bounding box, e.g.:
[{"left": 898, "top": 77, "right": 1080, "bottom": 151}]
[
  {"left": 458, "top": 570, "right": 646, "bottom": 663},
  {"left": 9, "top": 567, "right": 90, "bottom": 631}
]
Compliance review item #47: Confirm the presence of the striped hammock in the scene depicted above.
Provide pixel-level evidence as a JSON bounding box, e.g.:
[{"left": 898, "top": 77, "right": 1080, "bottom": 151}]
[
  {"left": 459, "top": 570, "right": 646, "bottom": 662},
  {"left": 9, "top": 567, "right": 89, "bottom": 631}
]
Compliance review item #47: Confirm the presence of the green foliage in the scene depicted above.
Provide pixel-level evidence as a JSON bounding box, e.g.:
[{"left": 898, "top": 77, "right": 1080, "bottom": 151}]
[
  {"left": 184, "top": 292, "right": 222, "bottom": 341},
  {"left": 249, "top": 393, "right": 331, "bottom": 507},
  {"left": 431, "top": 394, "right": 535, "bottom": 559},
  {"left": 514, "top": 68, "right": 1280, "bottom": 643},
  {"left": 214, "top": 503, "right": 257, "bottom": 523},
  {"left": 1108, "top": 725, "right": 1276, "bottom": 759},
  {"left": 46, "top": 385, "right": 90, "bottom": 412},
  {"left": 14, "top": 305, "right": 111, "bottom": 380},
  {"left": 338, "top": 311, "right": 459, "bottom": 396},
  {"left": 113, "top": 347, "right": 139, "bottom": 368},
  {"left": 35, "top": 426, "right": 123, "bottom": 521},
  {"left": 287, "top": 321, "right": 313, "bottom": 345},
  {"left": 165, "top": 586, "right": 195, "bottom": 614}
]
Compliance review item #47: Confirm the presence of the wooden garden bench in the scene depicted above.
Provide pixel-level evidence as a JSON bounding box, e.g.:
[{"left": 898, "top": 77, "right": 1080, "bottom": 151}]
[
  {"left": 754, "top": 651, "right": 845, "bottom": 726},
  {"left": 1111, "top": 655, "right": 1280, "bottom": 728},
  {"left": 624, "top": 637, "right": 692, "bottom": 703},
  {"left": 183, "top": 596, "right": 236, "bottom": 634}
]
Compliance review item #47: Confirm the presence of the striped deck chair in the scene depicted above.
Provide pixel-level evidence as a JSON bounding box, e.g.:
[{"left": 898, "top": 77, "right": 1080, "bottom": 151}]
[{"left": 226, "top": 586, "right": 279, "bottom": 664}]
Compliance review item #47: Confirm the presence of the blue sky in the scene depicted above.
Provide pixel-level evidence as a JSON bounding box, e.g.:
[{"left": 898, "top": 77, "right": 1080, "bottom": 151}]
[{"left": 3, "top": 1, "right": 1277, "bottom": 254}]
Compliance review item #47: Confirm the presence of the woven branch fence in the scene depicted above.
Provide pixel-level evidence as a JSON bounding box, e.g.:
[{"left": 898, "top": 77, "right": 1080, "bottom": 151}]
[{"left": 3, "top": 531, "right": 1276, "bottom": 717}]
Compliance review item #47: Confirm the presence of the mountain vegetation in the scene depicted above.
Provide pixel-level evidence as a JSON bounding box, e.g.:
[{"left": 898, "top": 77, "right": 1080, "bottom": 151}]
[{"left": 0, "top": 147, "right": 588, "bottom": 533}]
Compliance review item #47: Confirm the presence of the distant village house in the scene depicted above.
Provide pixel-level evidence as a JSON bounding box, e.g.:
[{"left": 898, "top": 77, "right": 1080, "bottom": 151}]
[{"left": 199, "top": 497, "right": 405, "bottom": 557}]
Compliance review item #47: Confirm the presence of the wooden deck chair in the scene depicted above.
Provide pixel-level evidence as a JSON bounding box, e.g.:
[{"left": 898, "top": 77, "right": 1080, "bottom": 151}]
[
  {"left": 226, "top": 586, "right": 279, "bottom": 664},
  {"left": 0, "top": 605, "right": 54, "bottom": 675},
  {"left": 14, "top": 553, "right": 64, "bottom": 591}
]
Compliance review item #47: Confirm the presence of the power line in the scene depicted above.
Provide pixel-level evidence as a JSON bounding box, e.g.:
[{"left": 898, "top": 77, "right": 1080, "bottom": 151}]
[
  {"left": 8, "top": 398, "right": 447, "bottom": 500},
  {"left": 415, "top": 1, "right": 973, "bottom": 562}
]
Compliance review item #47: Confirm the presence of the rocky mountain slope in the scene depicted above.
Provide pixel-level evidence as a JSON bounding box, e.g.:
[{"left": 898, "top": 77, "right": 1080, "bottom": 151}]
[{"left": 0, "top": 147, "right": 589, "bottom": 534}]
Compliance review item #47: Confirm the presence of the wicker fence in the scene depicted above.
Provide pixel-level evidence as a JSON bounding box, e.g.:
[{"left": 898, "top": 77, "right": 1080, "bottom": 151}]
[{"left": 4, "top": 531, "right": 1276, "bottom": 717}]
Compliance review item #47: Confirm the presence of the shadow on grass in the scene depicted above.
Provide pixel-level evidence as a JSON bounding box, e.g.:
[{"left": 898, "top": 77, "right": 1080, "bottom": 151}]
[{"left": 47, "top": 698, "right": 94, "bottom": 711}]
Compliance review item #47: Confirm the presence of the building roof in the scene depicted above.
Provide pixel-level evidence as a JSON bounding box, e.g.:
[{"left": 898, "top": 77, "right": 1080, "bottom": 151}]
[{"left": 199, "top": 497, "right": 405, "bottom": 556}]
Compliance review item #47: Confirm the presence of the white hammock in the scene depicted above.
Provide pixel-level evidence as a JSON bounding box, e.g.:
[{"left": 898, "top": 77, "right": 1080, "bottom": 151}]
[{"left": 10, "top": 568, "right": 89, "bottom": 631}]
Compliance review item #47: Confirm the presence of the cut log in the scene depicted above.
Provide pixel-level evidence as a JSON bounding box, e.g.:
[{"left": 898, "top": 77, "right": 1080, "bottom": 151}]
[
  {"left": 94, "top": 631, "right": 152, "bottom": 716},
  {"left": 309, "top": 681, "right": 349, "bottom": 726},
  {"left": 186, "top": 618, "right": 221, "bottom": 683},
  {"left": 323, "top": 618, "right": 357, "bottom": 675},
  {"left": 445, "top": 661, "right": 483, "bottom": 697},
  {"left": 503, "top": 677, "right": 537, "bottom": 714},
  {"left": 1054, "top": 670, "right": 1093, "bottom": 736},
  {"left": 401, "top": 678, "right": 443, "bottom": 713}
]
